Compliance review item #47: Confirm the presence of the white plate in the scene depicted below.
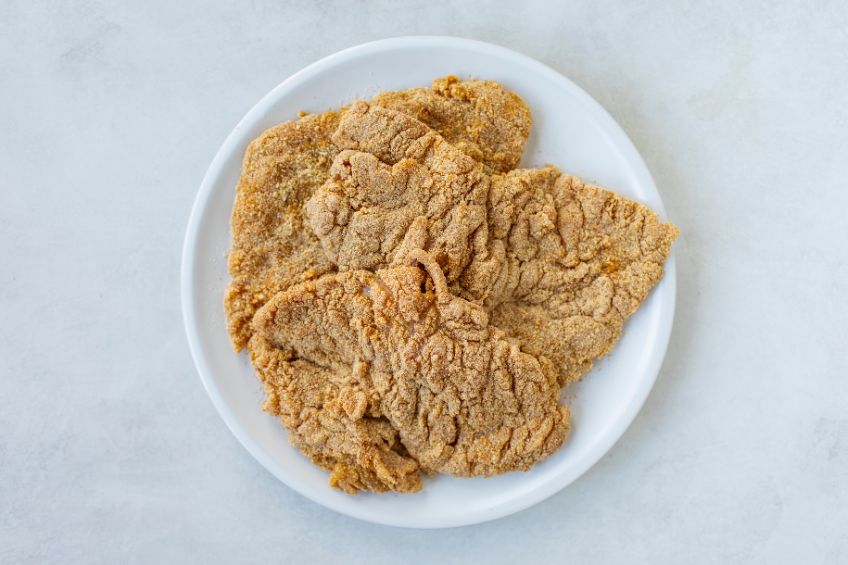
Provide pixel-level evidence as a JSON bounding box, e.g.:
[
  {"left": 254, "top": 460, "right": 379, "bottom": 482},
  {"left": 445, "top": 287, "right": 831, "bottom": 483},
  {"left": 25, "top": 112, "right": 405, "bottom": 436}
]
[{"left": 181, "top": 36, "right": 676, "bottom": 529}]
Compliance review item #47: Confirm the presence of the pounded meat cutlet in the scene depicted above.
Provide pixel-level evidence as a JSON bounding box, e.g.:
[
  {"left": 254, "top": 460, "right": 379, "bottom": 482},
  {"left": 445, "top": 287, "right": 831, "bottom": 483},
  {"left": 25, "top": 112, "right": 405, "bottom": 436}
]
[
  {"left": 483, "top": 168, "right": 679, "bottom": 385},
  {"left": 371, "top": 75, "right": 531, "bottom": 173},
  {"left": 226, "top": 111, "right": 339, "bottom": 352},
  {"left": 225, "top": 78, "right": 532, "bottom": 351},
  {"left": 249, "top": 334, "right": 422, "bottom": 493},
  {"left": 306, "top": 102, "right": 679, "bottom": 386},
  {"left": 227, "top": 80, "right": 678, "bottom": 494},
  {"left": 252, "top": 251, "right": 569, "bottom": 489},
  {"left": 304, "top": 105, "right": 490, "bottom": 279}
]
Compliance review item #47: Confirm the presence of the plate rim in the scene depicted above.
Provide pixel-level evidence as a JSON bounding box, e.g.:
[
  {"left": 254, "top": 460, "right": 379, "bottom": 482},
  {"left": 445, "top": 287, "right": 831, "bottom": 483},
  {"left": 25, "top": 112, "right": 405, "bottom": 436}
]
[{"left": 181, "top": 35, "right": 677, "bottom": 528}]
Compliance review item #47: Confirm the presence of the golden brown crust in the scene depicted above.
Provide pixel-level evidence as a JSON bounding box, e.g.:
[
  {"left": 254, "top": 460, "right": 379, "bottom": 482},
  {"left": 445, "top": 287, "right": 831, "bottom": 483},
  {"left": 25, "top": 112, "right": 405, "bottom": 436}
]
[
  {"left": 252, "top": 255, "right": 570, "bottom": 479},
  {"left": 225, "top": 111, "right": 340, "bottom": 351},
  {"left": 306, "top": 101, "right": 490, "bottom": 279},
  {"left": 227, "top": 80, "right": 677, "bottom": 494},
  {"left": 248, "top": 334, "right": 422, "bottom": 493},
  {"left": 372, "top": 76, "right": 531, "bottom": 173},
  {"left": 226, "top": 78, "right": 532, "bottom": 351},
  {"left": 486, "top": 169, "right": 679, "bottom": 385},
  {"left": 306, "top": 103, "right": 678, "bottom": 386}
]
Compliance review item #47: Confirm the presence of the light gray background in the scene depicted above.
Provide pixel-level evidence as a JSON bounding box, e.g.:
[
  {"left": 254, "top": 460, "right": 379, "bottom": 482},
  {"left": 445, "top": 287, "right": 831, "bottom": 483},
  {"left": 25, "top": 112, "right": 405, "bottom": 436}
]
[{"left": 2, "top": 1, "right": 846, "bottom": 563}]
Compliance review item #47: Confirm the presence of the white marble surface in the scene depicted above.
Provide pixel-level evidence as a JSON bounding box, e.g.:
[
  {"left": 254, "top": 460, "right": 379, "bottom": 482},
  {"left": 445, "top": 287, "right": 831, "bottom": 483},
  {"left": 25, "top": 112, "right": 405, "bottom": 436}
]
[{"left": 2, "top": 1, "right": 846, "bottom": 562}]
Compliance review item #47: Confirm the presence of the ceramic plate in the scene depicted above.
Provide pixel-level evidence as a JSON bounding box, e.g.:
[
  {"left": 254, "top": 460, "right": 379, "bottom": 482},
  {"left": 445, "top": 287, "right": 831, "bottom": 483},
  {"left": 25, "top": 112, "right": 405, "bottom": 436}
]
[{"left": 181, "top": 36, "right": 676, "bottom": 528}]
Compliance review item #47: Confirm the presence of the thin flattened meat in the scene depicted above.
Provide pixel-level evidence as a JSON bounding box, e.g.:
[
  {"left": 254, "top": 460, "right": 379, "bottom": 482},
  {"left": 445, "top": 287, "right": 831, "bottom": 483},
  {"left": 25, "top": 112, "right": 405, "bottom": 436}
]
[
  {"left": 306, "top": 103, "right": 678, "bottom": 385},
  {"left": 225, "top": 78, "right": 532, "bottom": 351},
  {"left": 372, "top": 75, "right": 531, "bottom": 174},
  {"left": 229, "top": 81, "right": 678, "bottom": 494},
  {"left": 249, "top": 334, "right": 423, "bottom": 493},
  {"left": 252, "top": 252, "right": 570, "bottom": 480}
]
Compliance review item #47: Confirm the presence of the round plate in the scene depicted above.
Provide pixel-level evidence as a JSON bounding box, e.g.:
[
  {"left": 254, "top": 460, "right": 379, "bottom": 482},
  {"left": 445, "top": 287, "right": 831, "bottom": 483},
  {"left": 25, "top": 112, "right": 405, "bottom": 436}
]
[{"left": 181, "top": 36, "right": 676, "bottom": 528}]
